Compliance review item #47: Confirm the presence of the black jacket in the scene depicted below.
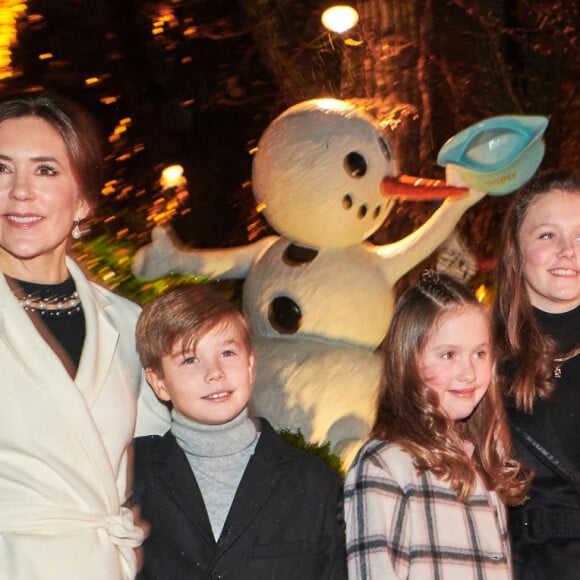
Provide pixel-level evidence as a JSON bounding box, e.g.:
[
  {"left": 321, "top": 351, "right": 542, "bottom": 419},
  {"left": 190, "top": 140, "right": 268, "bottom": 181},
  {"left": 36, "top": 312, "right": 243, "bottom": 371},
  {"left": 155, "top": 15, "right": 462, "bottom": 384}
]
[
  {"left": 133, "top": 418, "right": 347, "bottom": 580},
  {"left": 506, "top": 306, "right": 580, "bottom": 580}
]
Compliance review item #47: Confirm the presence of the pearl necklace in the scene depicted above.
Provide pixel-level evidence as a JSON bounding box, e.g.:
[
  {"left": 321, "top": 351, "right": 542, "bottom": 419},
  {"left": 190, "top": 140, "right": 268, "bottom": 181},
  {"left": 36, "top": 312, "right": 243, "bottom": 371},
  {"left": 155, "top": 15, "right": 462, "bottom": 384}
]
[{"left": 18, "top": 291, "right": 81, "bottom": 317}]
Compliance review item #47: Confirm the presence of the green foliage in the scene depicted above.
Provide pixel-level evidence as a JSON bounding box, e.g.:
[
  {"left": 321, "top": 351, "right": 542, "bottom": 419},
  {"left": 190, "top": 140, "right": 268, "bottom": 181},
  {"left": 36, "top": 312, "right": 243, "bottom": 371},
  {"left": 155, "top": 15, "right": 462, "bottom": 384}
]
[
  {"left": 278, "top": 428, "right": 345, "bottom": 478},
  {"left": 72, "top": 233, "right": 210, "bottom": 305}
]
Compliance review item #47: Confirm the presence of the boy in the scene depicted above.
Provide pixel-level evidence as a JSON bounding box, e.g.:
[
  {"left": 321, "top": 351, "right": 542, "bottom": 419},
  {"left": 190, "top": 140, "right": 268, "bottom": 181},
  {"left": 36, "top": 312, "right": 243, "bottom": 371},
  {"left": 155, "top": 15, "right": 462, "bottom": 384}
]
[{"left": 132, "top": 284, "right": 347, "bottom": 579}]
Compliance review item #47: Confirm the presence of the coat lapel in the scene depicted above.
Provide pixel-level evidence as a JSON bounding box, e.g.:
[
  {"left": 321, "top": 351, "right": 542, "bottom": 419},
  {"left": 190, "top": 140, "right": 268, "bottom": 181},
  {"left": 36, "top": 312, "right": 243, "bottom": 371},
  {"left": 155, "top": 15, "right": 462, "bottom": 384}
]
[
  {"left": 67, "top": 259, "right": 120, "bottom": 407},
  {"left": 0, "top": 273, "right": 73, "bottom": 391},
  {"left": 0, "top": 266, "right": 121, "bottom": 511},
  {"left": 217, "top": 420, "right": 288, "bottom": 550},
  {"left": 156, "top": 433, "right": 216, "bottom": 546}
]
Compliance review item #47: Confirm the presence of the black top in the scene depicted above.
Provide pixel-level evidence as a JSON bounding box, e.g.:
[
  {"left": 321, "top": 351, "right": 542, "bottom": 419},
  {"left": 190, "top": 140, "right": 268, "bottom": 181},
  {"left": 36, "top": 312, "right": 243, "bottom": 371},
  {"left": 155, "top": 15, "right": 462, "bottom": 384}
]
[
  {"left": 10, "top": 276, "right": 86, "bottom": 372},
  {"left": 507, "top": 305, "right": 580, "bottom": 508}
]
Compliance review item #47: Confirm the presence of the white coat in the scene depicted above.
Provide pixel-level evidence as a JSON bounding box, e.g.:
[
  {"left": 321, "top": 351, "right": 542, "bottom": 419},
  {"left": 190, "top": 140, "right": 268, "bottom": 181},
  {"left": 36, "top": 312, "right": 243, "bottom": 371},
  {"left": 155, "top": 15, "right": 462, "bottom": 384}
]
[{"left": 0, "top": 257, "right": 170, "bottom": 580}]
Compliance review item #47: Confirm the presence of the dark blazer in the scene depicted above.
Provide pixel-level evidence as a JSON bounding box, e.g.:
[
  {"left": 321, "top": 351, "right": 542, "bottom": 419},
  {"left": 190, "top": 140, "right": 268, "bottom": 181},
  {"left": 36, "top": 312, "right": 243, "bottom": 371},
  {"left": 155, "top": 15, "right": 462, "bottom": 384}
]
[{"left": 133, "top": 418, "right": 347, "bottom": 580}]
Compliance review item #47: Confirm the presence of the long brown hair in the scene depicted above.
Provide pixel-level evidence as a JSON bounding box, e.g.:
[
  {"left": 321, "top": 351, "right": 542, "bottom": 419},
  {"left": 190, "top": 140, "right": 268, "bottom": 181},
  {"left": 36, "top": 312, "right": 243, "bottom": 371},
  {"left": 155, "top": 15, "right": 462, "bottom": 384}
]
[
  {"left": 372, "top": 271, "right": 529, "bottom": 505},
  {"left": 492, "top": 170, "right": 580, "bottom": 412}
]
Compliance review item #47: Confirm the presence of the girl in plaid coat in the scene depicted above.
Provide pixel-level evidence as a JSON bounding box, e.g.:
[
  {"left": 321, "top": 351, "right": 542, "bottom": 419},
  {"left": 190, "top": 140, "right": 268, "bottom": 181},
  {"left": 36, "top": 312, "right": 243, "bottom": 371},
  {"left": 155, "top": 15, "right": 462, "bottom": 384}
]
[{"left": 344, "top": 271, "right": 530, "bottom": 580}]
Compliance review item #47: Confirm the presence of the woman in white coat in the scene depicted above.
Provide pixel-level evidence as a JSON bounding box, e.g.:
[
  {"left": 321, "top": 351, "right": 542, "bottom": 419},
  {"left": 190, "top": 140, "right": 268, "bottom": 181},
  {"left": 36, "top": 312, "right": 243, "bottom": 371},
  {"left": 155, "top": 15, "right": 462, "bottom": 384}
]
[{"left": 0, "top": 93, "right": 169, "bottom": 580}]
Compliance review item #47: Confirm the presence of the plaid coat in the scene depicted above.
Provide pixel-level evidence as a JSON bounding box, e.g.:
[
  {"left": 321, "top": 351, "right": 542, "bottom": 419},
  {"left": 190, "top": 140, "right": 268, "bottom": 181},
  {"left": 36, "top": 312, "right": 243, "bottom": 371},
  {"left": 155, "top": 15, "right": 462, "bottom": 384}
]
[{"left": 344, "top": 440, "right": 512, "bottom": 580}]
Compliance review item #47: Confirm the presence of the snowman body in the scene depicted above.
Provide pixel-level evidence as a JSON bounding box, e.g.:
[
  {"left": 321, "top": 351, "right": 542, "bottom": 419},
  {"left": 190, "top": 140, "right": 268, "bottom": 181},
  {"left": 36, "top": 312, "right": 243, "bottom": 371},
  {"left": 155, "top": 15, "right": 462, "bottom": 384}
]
[
  {"left": 243, "top": 239, "right": 393, "bottom": 348},
  {"left": 244, "top": 237, "right": 393, "bottom": 464}
]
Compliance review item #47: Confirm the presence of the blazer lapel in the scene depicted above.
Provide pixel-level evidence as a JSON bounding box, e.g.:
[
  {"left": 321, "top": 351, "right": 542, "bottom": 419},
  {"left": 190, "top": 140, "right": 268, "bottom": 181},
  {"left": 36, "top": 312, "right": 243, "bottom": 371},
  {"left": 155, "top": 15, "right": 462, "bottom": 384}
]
[
  {"left": 67, "top": 259, "right": 119, "bottom": 407},
  {"left": 217, "top": 420, "right": 288, "bottom": 550},
  {"left": 156, "top": 433, "right": 216, "bottom": 545}
]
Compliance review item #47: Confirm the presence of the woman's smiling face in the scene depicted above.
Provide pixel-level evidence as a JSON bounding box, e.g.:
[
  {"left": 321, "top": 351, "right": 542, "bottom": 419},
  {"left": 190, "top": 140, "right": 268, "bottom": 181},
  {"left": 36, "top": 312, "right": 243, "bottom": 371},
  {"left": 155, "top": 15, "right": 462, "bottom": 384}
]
[{"left": 0, "top": 116, "right": 88, "bottom": 282}]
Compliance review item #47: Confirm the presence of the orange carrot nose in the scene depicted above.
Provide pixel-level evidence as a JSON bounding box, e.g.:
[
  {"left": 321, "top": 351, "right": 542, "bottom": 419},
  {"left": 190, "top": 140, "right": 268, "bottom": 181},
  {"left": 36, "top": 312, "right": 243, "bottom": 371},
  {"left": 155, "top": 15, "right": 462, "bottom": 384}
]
[{"left": 381, "top": 175, "right": 469, "bottom": 200}]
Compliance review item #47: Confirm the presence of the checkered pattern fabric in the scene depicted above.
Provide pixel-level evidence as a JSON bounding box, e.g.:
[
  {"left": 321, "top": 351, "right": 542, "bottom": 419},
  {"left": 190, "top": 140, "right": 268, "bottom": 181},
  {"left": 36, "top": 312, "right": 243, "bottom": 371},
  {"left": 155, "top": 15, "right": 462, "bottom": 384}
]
[{"left": 344, "top": 440, "right": 512, "bottom": 580}]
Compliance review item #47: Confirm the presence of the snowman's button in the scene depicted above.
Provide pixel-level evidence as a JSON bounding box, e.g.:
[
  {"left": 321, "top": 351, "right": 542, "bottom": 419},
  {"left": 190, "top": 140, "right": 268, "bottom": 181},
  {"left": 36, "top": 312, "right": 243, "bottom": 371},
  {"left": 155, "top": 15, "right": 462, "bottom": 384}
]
[
  {"left": 283, "top": 243, "right": 318, "bottom": 266},
  {"left": 268, "top": 296, "right": 302, "bottom": 334}
]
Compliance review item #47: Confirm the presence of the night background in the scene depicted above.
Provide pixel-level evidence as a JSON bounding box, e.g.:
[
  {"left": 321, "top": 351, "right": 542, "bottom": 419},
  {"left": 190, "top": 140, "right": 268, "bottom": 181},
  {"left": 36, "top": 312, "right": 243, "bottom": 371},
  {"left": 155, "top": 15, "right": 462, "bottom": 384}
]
[{"left": 1, "top": 0, "right": 579, "bottom": 301}]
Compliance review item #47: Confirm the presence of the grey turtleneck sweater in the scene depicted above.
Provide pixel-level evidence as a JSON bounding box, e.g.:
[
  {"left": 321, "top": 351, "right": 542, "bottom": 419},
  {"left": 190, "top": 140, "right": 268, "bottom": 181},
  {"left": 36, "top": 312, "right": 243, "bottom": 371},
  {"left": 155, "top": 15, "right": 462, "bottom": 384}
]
[{"left": 171, "top": 408, "right": 260, "bottom": 540}]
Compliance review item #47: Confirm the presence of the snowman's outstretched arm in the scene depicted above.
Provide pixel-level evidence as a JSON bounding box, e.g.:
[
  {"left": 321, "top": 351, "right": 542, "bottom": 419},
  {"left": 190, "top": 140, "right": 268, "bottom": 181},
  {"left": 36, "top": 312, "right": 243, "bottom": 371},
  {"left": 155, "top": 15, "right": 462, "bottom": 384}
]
[
  {"left": 375, "top": 169, "right": 485, "bottom": 282},
  {"left": 132, "top": 225, "right": 279, "bottom": 280}
]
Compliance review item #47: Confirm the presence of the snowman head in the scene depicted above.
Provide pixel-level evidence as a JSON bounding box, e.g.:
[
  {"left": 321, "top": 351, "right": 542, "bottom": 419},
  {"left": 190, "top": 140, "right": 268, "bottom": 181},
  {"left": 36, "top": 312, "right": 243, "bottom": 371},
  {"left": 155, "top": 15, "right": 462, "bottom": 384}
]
[{"left": 252, "top": 99, "right": 398, "bottom": 249}]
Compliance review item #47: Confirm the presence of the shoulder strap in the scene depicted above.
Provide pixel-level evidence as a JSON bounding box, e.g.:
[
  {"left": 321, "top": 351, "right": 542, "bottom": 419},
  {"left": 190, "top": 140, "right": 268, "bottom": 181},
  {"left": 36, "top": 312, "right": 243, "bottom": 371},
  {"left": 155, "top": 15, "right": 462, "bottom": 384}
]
[{"left": 511, "top": 423, "right": 580, "bottom": 496}]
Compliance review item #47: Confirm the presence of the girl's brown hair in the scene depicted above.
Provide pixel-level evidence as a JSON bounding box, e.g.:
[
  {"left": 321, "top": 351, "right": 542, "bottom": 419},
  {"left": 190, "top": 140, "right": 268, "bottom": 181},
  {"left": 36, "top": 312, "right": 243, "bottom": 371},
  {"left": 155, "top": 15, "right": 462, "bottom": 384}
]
[
  {"left": 492, "top": 170, "right": 580, "bottom": 412},
  {"left": 372, "top": 271, "right": 529, "bottom": 505}
]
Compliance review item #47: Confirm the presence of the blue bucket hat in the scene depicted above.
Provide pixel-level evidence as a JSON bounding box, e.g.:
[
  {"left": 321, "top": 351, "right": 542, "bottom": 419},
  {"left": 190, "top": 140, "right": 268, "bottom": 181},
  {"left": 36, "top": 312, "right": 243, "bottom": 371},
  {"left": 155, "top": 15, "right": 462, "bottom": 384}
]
[{"left": 437, "top": 115, "right": 549, "bottom": 195}]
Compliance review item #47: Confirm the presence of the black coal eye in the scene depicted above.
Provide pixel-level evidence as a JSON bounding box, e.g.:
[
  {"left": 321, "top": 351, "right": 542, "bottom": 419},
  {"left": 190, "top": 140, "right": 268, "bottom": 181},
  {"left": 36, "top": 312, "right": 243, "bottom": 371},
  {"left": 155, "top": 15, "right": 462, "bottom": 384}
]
[
  {"left": 378, "top": 137, "right": 392, "bottom": 162},
  {"left": 344, "top": 152, "right": 367, "bottom": 177}
]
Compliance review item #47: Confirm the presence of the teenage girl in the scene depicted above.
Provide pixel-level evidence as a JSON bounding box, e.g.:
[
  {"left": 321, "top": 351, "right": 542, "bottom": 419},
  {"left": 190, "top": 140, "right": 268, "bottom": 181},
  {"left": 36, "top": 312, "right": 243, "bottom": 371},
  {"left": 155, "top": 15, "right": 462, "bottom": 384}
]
[{"left": 492, "top": 170, "right": 580, "bottom": 578}]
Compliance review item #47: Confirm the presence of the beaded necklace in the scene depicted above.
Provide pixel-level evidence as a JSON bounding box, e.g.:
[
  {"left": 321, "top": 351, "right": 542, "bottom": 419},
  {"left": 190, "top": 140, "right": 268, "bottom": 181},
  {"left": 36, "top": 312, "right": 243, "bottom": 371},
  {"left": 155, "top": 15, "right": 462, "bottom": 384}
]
[
  {"left": 8, "top": 275, "right": 82, "bottom": 318},
  {"left": 18, "top": 290, "right": 81, "bottom": 316}
]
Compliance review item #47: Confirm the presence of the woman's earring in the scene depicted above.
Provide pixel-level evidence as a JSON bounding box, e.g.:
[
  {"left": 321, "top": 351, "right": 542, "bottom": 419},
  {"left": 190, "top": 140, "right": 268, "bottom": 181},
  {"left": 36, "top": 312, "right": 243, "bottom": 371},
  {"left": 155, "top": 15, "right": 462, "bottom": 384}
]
[{"left": 72, "top": 221, "right": 82, "bottom": 240}]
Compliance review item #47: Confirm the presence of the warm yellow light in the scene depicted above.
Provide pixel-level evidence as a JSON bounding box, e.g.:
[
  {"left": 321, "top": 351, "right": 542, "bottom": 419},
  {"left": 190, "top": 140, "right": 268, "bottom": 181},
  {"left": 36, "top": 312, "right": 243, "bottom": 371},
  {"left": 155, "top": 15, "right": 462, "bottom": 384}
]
[
  {"left": 321, "top": 5, "right": 359, "bottom": 34},
  {"left": 101, "top": 180, "right": 117, "bottom": 196},
  {"left": 160, "top": 164, "right": 185, "bottom": 189},
  {"left": 475, "top": 284, "right": 487, "bottom": 303},
  {"left": 0, "top": 0, "right": 27, "bottom": 79},
  {"left": 317, "top": 98, "right": 343, "bottom": 111},
  {"left": 100, "top": 95, "right": 119, "bottom": 105}
]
